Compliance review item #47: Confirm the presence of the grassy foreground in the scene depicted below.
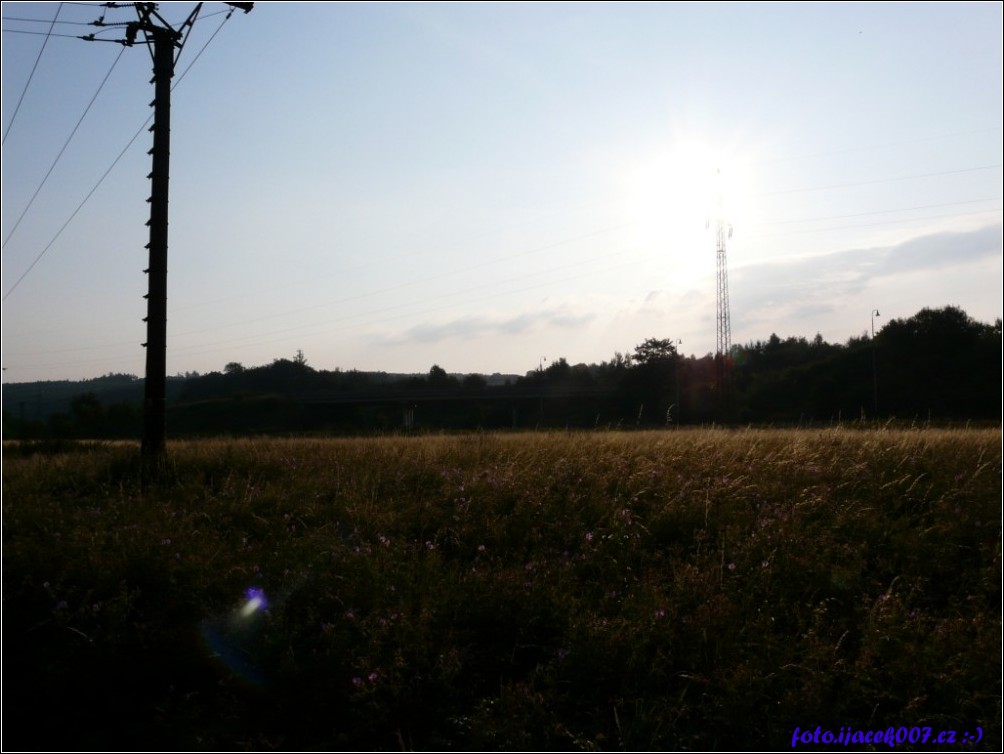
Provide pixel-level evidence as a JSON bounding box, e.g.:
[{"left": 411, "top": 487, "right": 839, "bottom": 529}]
[{"left": 2, "top": 429, "right": 1000, "bottom": 751}]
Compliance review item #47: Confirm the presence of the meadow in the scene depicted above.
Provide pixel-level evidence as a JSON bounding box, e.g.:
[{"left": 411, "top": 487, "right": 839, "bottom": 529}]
[{"left": 2, "top": 428, "right": 1000, "bottom": 751}]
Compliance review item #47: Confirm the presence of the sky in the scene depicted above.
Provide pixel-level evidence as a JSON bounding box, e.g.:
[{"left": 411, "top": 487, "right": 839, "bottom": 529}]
[{"left": 2, "top": 1, "right": 1002, "bottom": 384}]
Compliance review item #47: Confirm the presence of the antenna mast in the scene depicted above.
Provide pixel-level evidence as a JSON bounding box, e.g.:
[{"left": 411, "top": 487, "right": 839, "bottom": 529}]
[{"left": 712, "top": 169, "right": 732, "bottom": 360}]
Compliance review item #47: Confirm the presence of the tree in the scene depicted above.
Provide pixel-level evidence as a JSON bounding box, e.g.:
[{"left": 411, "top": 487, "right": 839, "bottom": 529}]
[
  {"left": 428, "top": 365, "right": 455, "bottom": 388},
  {"left": 462, "top": 373, "right": 487, "bottom": 389},
  {"left": 632, "top": 337, "right": 678, "bottom": 366},
  {"left": 875, "top": 305, "right": 998, "bottom": 418},
  {"left": 619, "top": 338, "right": 682, "bottom": 426}
]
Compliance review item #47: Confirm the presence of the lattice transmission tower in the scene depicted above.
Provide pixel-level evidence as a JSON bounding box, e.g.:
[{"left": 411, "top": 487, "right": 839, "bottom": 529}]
[{"left": 710, "top": 169, "right": 732, "bottom": 359}]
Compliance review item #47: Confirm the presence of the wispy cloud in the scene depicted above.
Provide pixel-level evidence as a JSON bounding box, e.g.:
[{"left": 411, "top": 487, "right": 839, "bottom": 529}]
[
  {"left": 733, "top": 223, "right": 1002, "bottom": 316},
  {"left": 876, "top": 224, "right": 1001, "bottom": 275},
  {"left": 382, "top": 305, "right": 597, "bottom": 346}
]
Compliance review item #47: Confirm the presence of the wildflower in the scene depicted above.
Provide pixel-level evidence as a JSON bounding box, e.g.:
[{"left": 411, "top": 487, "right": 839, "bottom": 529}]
[
  {"left": 368, "top": 671, "right": 379, "bottom": 683},
  {"left": 352, "top": 676, "right": 364, "bottom": 688},
  {"left": 728, "top": 562, "right": 736, "bottom": 571},
  {"left": 585, "top": 531, "right": 594, "bottom": 543},
  {"left": 425, "top": 540, "right": 436, "bottom": 550},
  {"left": 654, "top": 608, "right": 667, "bottom": 619}
]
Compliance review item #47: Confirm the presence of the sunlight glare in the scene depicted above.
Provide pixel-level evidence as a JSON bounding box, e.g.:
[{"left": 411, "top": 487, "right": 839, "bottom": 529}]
[{"left": 624, "top": 143, "right": 752, "bottom": 288}]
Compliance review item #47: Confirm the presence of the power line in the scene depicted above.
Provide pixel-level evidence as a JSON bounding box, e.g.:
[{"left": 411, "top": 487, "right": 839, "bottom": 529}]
[
  {"left": 1, "top": 16, "right": 95, "bottom": 26},
  {"left": 748, "top": 164, "right": 1002, "bottom": 198},
  {"left": 1, "top": 29, "right": 88, "bottom": 39},
  {"left": 752, "top": 197, "right": 1003, "bottom": 228},
  {"left": 2, "top": 3, "right": 63, "bottom": 145},
  {"left": 10, "top": 195, "right": 999, "bottom": 367},
  {"left": 746, "top": 207, "right": 1001, "bottom": 241},
  {"left": 171, "top": 7, "right": 234, "bottom": 88},
  {"left": 2, "top": 7, "right": 239, "bottom": 301},
  {"left": 2, "top": 45, "right": 126, "bottom": 252},
  {"left": 749, "top": 127, "right": 1003, "bottom": 168},
  {"left": 1, "top": 113, "right": 148, "bottom": 303}
]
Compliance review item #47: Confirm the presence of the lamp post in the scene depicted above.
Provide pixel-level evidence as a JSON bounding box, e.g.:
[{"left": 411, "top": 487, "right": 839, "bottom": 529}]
[
  {"left": 673, "top": 339, "right": 682, "bottom": 426},
  {"left": 871, "top": 309, "right": 880, "bottom": 418},
  {"left": 538, "top": 356, "right": 546, "bottom": 425}
]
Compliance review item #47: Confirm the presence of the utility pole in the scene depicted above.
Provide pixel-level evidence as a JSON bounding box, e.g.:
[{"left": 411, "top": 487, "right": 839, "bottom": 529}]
[
  {"left": 81, "top": 3, "right": 252, "bottom": 459},
  {"left": 137, "top": 7, "right": 184, "bottom": 459}
]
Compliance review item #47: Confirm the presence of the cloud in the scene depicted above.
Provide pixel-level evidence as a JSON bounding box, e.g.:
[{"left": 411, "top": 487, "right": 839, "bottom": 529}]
[
  {"left": 876, "top": 224, "right": 1002, "bottom": 275},
  {"left": 732, "top": 223, "right": 1002, "bottom": 316},
  {"left": 382, "top": 304, "right": 597, "bottom": 346}
]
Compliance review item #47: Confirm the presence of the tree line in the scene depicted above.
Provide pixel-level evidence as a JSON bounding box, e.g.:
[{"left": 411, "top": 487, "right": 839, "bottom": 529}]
[{"left": 3, "top": 306, "right": 1000, "bottom": 439}]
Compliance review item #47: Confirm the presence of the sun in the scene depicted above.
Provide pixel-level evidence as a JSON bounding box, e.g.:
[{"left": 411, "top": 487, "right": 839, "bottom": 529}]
[{"left": 624, "top": 142, "right": 750, "bottom": 288}]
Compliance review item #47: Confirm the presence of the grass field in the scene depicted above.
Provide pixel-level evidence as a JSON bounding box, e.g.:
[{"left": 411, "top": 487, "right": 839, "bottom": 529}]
[{"left": 2, "top": 428, "right": 1000, "bottom": 750}]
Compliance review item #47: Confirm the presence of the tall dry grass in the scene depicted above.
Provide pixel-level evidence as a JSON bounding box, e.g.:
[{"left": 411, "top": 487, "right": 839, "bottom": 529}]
[{"left": 3, "top": 428, "right": 1000, "bottom": 749}]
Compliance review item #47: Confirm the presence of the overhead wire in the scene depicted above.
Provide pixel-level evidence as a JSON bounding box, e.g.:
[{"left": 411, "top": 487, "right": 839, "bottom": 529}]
[
  {"left": 1, "top": 5, "right": 237, "bottom": 302},
  {"left": 1, "top": 16, "right": 94, "bottom": 26},
  {"left": 2, "top": 2, "right": 63, "bottom": 145},
  {"left": 748, "top": 164, "right": 1002, "bottom": 198},
  {"left": 746, "top": 207, "right": 1002, "bottom": 241},
  {"left": 11, "top": 192, "right": 1001, "bottom": 372},
  {"left": 1, "top": 29, "right": 85, "bottom": 38},
  {"left": 168, "top": 247, "right": 658, "bottom": 359},
  {"left": 3, "top": 9, "right": 1000, "bottom": 371},
  {"left": 2, "top": 44, "right": 126, "bottom": 252},
  {"left": 750, "top": 197, "right": 1003, "bottom": 228},
  {"left": 24, "top": 186, "right": 1001, "bottom": 370},
  {"left": 1, "top": 114, "right": 146, "bottom": 303}
]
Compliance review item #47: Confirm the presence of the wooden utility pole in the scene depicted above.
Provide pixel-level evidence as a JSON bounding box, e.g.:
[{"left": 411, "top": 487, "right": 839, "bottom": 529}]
[
  {"left": 139, "top": 15, "right": 179, "bottom": 458},
  {"left": 81, "top": 3, "right": 252, "bottom": 458}
]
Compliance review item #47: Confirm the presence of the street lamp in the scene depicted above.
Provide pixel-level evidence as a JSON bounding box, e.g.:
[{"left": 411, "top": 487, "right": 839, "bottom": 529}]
[
  {"left": 871, "top": 309, "right": 880, "bottom": 418},
  {"left": 673, "top": 339, "right": 682, "bottom": 425},
  {"left": 538, "top": 356, "right": 547, "bottom": 424}
]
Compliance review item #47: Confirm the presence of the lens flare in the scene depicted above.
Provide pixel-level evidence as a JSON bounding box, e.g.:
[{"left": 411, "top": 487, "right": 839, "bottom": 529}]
[
  {"left": 240, "top": 586, "right": 268, "bottom": 617},
  {"left": 199, "top": 585, "right": 271, "bottom": 687}
]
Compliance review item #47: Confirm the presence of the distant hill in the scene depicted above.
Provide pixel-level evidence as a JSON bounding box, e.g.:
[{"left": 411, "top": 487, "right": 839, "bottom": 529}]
[
  {"left": 2, "top": 306, "right": 999, "bottom": 439},
  {"left": 2, "top": 374, "right": 149, "bottom": 421},
  {"left": 0, "top": 370, "right": 521, "bottom": 424}
]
